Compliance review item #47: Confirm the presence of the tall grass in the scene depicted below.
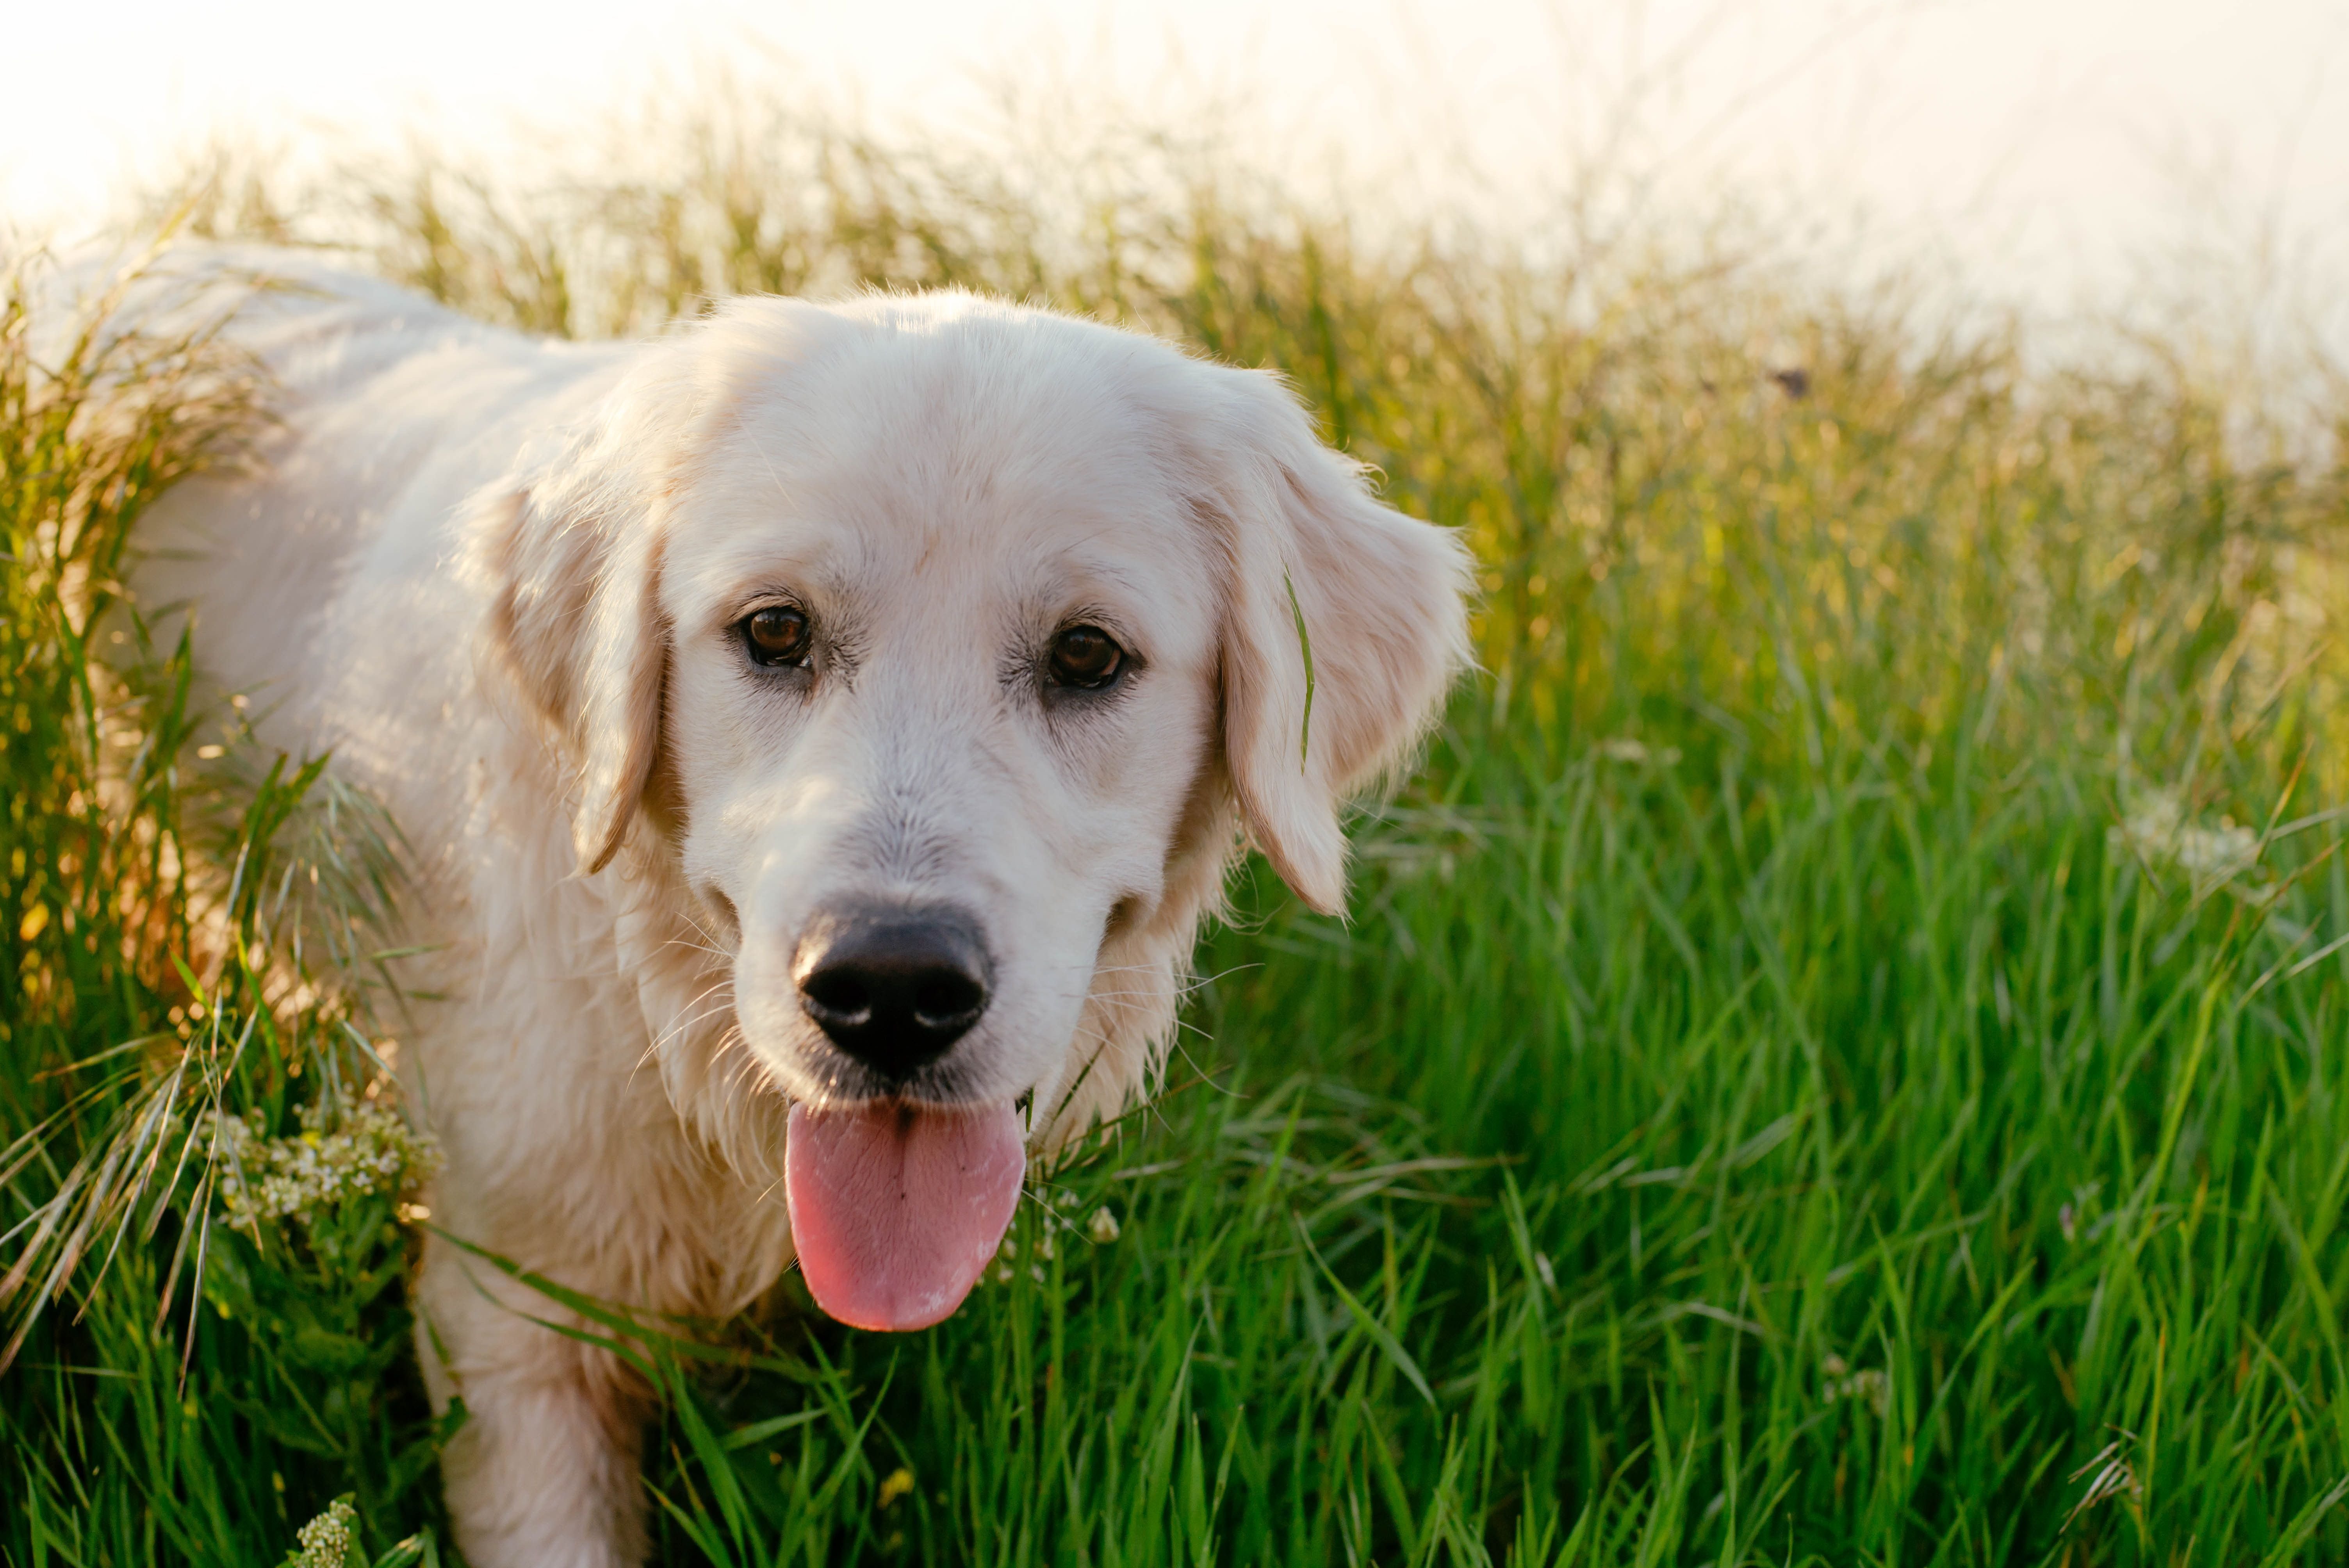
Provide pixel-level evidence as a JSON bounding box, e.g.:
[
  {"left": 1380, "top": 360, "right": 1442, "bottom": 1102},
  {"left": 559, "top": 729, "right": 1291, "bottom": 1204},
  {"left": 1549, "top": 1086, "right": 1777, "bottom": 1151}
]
[
  {"left": 9, "top": 104, "right": 2349, "bottom": 1564},
  {"left": 0, "top": 251, "right": 446, "bottom": 1565}
]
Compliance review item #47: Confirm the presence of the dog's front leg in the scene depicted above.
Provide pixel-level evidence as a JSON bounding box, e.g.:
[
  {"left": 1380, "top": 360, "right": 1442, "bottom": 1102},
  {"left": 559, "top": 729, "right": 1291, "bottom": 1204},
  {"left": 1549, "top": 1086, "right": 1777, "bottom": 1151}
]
[{"left": 414, "top": 1233, "right": 656, "bottom": 1568}]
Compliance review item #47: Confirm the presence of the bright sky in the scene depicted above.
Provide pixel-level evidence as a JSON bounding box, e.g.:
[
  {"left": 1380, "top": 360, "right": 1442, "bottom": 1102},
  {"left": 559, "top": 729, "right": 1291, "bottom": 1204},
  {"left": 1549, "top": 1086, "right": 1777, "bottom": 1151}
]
[{"left": 5, "top": 0, "right": 2346, "bottom": 331}]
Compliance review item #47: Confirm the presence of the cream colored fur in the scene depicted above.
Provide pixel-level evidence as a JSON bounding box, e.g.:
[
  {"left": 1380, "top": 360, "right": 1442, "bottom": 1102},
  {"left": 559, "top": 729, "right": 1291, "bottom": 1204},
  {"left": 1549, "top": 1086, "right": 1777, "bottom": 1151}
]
[{"left": 101, "top": 248, "right": 1470, "bottom": 1566}]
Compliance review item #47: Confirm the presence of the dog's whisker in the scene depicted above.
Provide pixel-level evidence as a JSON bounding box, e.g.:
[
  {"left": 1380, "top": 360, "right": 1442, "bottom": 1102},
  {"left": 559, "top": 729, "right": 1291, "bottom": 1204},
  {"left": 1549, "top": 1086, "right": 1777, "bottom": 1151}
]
[
  {"left": 638, "top": 992, "right": 743, "bottom": 1074},
  {"left": 650, "top": 988, "right": 738, "bottom": 1046}
]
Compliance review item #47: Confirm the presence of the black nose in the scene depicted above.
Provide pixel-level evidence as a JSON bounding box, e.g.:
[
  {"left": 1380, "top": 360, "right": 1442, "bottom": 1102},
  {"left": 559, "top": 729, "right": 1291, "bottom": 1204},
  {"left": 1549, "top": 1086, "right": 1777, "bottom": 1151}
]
[{"left": 793, "top": 906, "right": 993, "bottom": 1080}]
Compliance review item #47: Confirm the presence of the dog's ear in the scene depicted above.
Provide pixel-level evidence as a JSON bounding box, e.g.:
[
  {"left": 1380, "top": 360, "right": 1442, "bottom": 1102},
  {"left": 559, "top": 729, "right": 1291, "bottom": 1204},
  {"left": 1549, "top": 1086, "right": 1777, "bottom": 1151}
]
[
  {"left": 476, "top": 298, "right": 861, "bottom": 875},
  {"left": 1198, "top": 370, "right": 1473, "bottom": 915},
  {"left": 473, "top": 337, "right": 721, "bottom": 876},
  {"left": 477, "top": 422, "right": 674, "bottom": 876}
]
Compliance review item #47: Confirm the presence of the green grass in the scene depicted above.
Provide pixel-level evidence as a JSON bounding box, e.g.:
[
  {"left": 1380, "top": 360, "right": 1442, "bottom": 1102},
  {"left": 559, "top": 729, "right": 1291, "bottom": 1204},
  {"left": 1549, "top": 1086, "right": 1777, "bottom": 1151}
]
[{"left": 7, "top": 113, "right": 2349, "bottom": 1565}]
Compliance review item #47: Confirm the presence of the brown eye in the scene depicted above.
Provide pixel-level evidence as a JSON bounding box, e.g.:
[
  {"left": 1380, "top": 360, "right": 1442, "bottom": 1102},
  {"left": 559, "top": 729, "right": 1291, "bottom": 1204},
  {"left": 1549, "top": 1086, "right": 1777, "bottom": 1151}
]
[
  {"left": 740, "top": 606, "right": 811, "bottom": 668},
  {"left": 1048, "top": 625, "right": 1126, "bottom": 690}
]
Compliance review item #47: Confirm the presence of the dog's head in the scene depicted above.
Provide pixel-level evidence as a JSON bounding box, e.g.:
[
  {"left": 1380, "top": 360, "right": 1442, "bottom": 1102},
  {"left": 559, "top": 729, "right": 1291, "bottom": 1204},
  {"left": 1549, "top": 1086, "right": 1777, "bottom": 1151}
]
[{"left": 480, "top": 291, "right": 1469, "bottom": 1328}]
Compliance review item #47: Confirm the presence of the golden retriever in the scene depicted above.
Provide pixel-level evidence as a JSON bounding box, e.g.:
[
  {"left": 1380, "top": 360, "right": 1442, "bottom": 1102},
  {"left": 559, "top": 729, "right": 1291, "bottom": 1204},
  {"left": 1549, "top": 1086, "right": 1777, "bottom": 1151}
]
[{"left": 113, "top": 248, "right": 1469, "bottom": 1565}]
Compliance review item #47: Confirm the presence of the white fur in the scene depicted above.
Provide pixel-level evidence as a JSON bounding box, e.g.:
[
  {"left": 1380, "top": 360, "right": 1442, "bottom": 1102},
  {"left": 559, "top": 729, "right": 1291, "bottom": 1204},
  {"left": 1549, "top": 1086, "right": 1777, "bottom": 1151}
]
[{"left": 103, "top": 248, "right": 1470, "bottom": 1566}]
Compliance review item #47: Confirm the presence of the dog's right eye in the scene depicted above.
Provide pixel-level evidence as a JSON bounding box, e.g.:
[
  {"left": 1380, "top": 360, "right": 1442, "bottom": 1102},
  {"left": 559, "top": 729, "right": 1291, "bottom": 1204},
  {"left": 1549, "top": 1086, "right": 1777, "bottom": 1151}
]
[{"left": 738, "top": 606, "right": 811, "bottom": 668}]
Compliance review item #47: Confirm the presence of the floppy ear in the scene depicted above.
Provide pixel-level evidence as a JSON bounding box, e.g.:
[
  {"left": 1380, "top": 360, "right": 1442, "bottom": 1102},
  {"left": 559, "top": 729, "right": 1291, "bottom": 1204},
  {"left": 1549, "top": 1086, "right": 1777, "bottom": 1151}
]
[
  {"left": 478, "top": 438, "right": 671, "bottom": 876},
  {"left": 475, "top": 346, "right": 710, "bottom": 876},
  {"left": 477, "top": 297, "right": 862, "bottom": 875},
  {"left": 1200, "top": 371, "right": 1474, "bottom": 914}
]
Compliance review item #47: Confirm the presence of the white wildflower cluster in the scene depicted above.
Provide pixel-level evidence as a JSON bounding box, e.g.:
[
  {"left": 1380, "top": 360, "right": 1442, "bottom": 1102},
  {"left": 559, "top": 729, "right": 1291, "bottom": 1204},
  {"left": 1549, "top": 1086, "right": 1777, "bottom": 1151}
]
[
  {"left": 287, "top": 1496, "right": 358, "bottom": 1568},
  {"left": 1597, "top": 737, "right": 1682, "bottom": 766},
  {"left": 212, "top": 1093, "right": 442, "bottom": 1224},
  {"left": 1821, "top": 1354, "right": 1891, "bottom": 1418},
  {"left": 2109, "top": 787, "right": 2273, "bottom": 899}
]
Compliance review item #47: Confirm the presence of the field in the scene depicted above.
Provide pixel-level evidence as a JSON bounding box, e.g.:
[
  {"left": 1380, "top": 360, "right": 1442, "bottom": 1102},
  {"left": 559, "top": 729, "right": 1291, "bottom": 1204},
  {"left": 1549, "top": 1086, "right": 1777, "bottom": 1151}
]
[{"left": 5, "top": 109, "right": 2349, "bottom": 1565}]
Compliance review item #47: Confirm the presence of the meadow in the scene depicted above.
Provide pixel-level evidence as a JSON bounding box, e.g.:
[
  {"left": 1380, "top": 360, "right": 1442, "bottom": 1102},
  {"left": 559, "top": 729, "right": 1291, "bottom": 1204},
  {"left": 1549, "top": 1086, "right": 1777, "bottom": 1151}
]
[{"left": 4, "top": 106, "right": 2348, "bottom": 1565}]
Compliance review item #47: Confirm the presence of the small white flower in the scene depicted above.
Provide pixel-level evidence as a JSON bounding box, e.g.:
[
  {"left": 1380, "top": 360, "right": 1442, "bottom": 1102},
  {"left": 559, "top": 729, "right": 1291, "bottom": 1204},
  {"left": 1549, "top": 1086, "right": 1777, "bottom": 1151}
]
[
  {"left": 1597, "top": 738, "right": 1681, "bottom": 765},
  {"left": 211, "top": 1093, "right": 442, "bottom": 1226},
  {"left": 2110, "top": 788, "right": 2185, "bottom": 861},
  {"left": 2110, "top": 787, "right": 2271, "bottom": 898},
  {"left": 2176, "top": 818, "right": 2260, "bottom": 881},
  {"left": 291, "top": 1497, "right": 358, "bottom": 1568},
  {"left": 1087, "top": 1205, "right": 1121, "bottom": 1244},
  {"left": 1822, "top": 1361, "right": 1891, "bottom": 1418}
]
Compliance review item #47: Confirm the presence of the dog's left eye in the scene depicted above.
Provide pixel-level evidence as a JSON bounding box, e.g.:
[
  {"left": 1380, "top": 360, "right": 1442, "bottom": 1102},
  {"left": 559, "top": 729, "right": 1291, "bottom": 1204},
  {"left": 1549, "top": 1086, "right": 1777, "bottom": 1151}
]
[
  {"left": 738, "top": 606, "right": 811, "bottom": 668},
  {"left": 1049, "top": 625, "right": 1126, "bottom": 690}
]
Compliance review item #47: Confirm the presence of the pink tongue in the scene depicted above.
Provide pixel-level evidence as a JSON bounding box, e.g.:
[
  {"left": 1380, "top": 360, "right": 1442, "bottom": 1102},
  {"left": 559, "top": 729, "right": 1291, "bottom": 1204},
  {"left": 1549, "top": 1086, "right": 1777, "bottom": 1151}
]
[{"left": 785, "top": 1101, "right": 1025, "bottom": 1331}]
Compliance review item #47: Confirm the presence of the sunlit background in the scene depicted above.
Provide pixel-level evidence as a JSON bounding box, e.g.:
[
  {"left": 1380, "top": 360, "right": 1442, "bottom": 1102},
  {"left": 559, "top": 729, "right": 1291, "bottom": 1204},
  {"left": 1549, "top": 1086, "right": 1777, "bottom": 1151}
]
[{"left": 7, "top": 0, "right": 2346, "bottom": 342}]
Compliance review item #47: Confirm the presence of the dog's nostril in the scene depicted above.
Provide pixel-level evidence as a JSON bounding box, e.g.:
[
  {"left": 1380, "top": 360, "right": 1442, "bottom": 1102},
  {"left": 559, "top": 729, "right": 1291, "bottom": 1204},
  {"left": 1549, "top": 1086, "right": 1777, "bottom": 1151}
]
[
  {"left": 801, "top": 970, "right": 874, "bottom": 1026},
  {"left": 911, "top": 971, "right": 984, "bottom": 1029},
  {"left": 793, "top": 906, "right": 994, "bottom": 1080}
]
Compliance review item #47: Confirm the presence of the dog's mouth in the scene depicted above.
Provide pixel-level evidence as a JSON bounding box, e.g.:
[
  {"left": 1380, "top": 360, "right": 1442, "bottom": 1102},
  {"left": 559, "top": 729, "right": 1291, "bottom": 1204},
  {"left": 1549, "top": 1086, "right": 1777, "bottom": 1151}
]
[{"left": 784, "top": 1099, "right": 1024, "bottom": 1330}]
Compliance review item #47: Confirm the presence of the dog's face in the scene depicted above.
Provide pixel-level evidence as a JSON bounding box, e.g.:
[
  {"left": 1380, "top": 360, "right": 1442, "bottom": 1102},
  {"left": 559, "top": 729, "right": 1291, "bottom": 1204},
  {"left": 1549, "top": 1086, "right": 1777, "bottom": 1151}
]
[
  {"left": 483, "top": 293, "right": 1469, "bottom": 1329},
  {"left": 658, "top": 329, "right": 1225, "bottom": 1119}
]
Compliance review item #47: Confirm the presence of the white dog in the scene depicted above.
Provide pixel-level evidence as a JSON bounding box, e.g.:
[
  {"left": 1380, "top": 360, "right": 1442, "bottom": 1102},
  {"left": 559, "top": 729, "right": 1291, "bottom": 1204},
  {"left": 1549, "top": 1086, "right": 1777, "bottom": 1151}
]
[{"left": 110, "top": 249, "right": 1469, "bottom": 1565}]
